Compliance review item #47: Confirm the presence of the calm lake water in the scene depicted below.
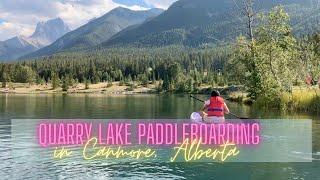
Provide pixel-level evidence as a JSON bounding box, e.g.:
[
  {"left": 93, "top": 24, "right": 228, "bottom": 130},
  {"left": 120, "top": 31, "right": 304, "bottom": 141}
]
[{"left": 0, "top": 94, "right": 319, "bottom": 179}]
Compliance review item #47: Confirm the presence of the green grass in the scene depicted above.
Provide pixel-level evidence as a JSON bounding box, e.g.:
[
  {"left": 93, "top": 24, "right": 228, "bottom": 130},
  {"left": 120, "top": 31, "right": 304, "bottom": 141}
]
[
  {"left": 289, "top": 87, "right": 320, "bottom": 112},
  {"left": 255, "top": 87, "right": 320, "bottom": 113},
  {"left": 229, "top": 86, "right": 320, "bottom": 113}
]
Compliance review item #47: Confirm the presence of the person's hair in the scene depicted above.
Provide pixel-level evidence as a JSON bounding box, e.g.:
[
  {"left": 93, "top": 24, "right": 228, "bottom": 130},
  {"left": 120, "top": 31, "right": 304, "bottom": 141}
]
[{"left": 211, "top": 90, "right": 220, "bottom": 97}]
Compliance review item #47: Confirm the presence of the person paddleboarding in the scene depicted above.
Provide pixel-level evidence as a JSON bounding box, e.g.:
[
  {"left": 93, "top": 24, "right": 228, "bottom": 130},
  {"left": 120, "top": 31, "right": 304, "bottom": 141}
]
[{"left": 199, "top": 90, "right": 230, "bottom": 123}]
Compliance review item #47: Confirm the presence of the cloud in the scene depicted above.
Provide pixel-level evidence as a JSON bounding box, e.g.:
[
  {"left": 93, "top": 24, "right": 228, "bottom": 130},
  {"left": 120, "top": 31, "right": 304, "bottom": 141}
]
[
  {"left": 144, "top": 0, "right": 177, "bottom": 9},
  {"left": 0, "top": 0, "right": 147, "bottom": 41},
  {"left": 113, "top": 0, "right": 153, "bottom": 8},
  {"left": 0, "top": 22, "right": 34, "bottom": 41}
]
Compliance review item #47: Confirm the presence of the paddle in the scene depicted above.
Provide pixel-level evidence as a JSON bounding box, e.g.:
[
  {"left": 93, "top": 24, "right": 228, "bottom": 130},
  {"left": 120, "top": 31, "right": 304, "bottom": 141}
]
[{"left": 189, "top": 95, "right": 249, "bottom": 119}]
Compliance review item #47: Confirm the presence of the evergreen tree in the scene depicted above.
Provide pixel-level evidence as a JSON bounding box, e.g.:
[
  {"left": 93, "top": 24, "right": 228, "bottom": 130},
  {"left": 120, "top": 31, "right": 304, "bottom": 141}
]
[
  {"left": 51, "top": 72, "right": 60, "bottom": 89},
  {"left": 1, "top": 72, "right": 7, "bottom": 88},
  {"left": 162, "top": 75, "right": 170, "bottom": 91},
  {"left": 62, "top": 77, "right": 69, "bottom": 92},
  {"left": 85, "top": 78, "right": 90, "bottom": 89},
  {"left": 66, "top": 74, "right": 74, "bottom": 87}
]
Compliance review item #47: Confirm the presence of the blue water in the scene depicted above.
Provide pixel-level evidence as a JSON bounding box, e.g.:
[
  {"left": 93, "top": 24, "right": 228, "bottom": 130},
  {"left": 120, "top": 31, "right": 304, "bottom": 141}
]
[{"left": 0, "top": 94, "right": 319, "bottom": 179}]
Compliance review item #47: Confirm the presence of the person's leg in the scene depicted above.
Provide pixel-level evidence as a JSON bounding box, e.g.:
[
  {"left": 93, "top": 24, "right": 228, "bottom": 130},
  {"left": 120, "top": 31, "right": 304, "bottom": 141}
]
[
  {"left": 217, "top": 116, "right": 225, "bottom": 123},
  {"left": 205, "top": 116, "right": 225, "bottom": 123},
  {"left": 199, "top": 111, "right": 208, "bottom": 122}
]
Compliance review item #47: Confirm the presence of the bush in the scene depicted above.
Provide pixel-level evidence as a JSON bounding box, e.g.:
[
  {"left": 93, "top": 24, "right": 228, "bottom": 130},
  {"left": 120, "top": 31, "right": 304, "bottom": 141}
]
[
  {"left": 107, "top": 81, "right": 113, "bottom": 87},
  {"left": 125, "top": 86, "right": 134, "bottom": 91}
]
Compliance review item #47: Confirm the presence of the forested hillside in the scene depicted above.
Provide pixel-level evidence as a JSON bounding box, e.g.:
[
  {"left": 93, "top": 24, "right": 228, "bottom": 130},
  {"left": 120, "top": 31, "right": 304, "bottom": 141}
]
[
  {"left": 23, "top": 7, "right": 163, "bottom": 59},
  {"left": 101, "top": 0, "right": 318, "bottom": 48}
]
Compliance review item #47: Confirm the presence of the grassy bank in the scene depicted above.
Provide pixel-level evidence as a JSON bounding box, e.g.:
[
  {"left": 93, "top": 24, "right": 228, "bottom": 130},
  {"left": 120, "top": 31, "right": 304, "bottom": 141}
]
[
  {"left": 230, "top": 86, "right": 320, "bottom": 113},
  {"left": 283, "top": 87, "right": 320, "bottom": 112}
]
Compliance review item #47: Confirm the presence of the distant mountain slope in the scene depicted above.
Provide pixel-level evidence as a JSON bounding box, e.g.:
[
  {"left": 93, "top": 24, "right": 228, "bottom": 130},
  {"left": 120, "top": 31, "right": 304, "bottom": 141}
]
[
  {"left": 101, "top": 0, "right": 317, "bottom": 48},
  {"left": 23, "top": 7, "right": 163, "bottom": 59},
  {"left": 289, "top": 5, "right": 320, "bottom": 35},
  {"left": 0, "top": 18, "right": 70, "bottom": 61},
  {"left": 0, "top": 36, "right": 39, "bottom": 60}
]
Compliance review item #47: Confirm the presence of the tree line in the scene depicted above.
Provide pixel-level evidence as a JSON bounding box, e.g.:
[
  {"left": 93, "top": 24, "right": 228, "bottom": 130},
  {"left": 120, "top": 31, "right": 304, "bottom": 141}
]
[{"left": 0, "top": 46, "right": 231, "bottom": 92}]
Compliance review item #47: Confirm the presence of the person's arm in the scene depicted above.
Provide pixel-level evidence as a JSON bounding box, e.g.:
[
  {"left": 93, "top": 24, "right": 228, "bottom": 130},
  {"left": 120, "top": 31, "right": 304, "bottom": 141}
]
[
  {"left": 201, "top": 100, "right": 210, "bottom": 111},
  {"left": 223, "top": 103, "right": 230, "bottom": 114},
  {"left": 199, "top": 100, "right": 210, "bottom": 121},
  {"left": 202, "top": 104, "right": 207, "bottom": 111}
]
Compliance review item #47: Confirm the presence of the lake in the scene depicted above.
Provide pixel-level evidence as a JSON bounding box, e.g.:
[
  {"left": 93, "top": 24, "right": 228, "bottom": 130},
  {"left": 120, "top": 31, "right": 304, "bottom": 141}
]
[{"left": 0, "top": 94, "right": 319, "bottom": 179}]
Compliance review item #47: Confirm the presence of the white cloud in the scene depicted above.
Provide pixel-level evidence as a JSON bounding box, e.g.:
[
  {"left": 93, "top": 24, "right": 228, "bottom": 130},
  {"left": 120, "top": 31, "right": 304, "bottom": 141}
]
[
  {"left": 0, "top": 0, "right": 147, "bottom": 41},
  {"left": 0, "top": 22, "right": 34, "bottom": 41},
  {"left": 55, "top": 0, "right": 148, "bottom": 29},
  {"left": 144, "top": 0, "right": 177, "bottom": 9}
]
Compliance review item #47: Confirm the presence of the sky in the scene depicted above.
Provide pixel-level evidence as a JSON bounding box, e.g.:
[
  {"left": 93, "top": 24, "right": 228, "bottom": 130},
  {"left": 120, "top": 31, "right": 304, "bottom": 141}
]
[{"left": 0, "top": 0, "right": 177, "bottom": 41}]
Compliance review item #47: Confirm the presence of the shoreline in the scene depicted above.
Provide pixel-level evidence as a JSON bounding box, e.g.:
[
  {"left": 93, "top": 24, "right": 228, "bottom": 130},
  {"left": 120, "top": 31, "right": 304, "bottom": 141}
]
[
  {"left": 0, "top": 82, "right": 239, "bottom": 95},
  {"left": 0, "top": 82, "right": 158, "bottom": 95},
  {"left": 1, "top": 83, "right": 319, "bottom": 113}
]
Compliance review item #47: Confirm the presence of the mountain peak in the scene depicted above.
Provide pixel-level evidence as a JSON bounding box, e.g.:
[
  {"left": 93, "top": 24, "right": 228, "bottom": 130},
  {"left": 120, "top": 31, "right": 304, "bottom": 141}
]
[
  {"left": 113, "top": 6, "right": 130, "bottom": 11},
  {"left": 111, "top": 6, "right": 164, "bottom": 14},
  {"left": 0, "top": 18, "right": 71, "bottom": 61},
  {"left": 36, "top": 17, "right": 63, "bottom": 25},
  {"left": 6, "top": 36, "right": 29, "bottom": 46},
  {"left": 106, "top": 6, "right": 133, "bottom": 15},
  {"left": 30, "top": 18, "right": 70, "bottom": 45}
]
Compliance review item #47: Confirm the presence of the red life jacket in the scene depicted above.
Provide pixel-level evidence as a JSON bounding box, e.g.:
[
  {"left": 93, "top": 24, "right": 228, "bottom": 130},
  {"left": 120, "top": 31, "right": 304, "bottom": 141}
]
[{"left": 207, "top": 96, "right": 225, "bottom": 117}]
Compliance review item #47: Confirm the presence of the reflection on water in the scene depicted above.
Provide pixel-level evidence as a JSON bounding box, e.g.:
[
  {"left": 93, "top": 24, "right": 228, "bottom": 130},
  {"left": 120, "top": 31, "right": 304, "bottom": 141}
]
[{"left": 0, "top": 94, "right": 319, "bottom": 179}]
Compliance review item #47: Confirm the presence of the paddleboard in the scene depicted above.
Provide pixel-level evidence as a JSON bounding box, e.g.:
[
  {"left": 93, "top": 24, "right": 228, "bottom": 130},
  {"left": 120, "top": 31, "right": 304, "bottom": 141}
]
[
  {"left": 190, "top": 112, "right": 203, "bottom": 123},
  {"left": 190, "top": 112, "right": 226, "bottom": 123}
]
